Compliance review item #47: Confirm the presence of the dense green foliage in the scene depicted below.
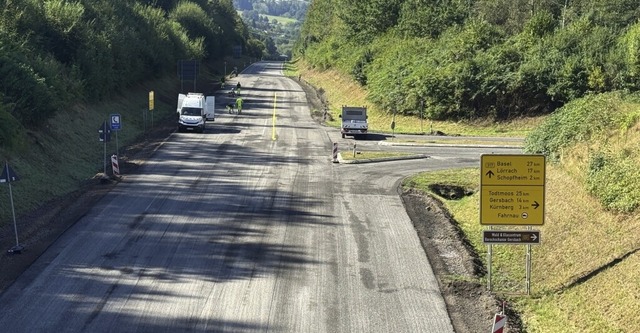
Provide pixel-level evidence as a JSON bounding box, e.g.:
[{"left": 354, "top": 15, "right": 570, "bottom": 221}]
[
  {"left": 0, "top": 0, "right": 263, "bottom": 151},
  {"left": 524, "top": 91, "right": 640, "bottom": 212},
  {"left": 234, "top": 0, "right": 309, "bottom": 20},
  {"left": 296, "top": 0, "right": 640, "bottom": 121},
  {"left": 240, "top": 11, "right": 302, "bottom": 57},
  {"left": 524, "top": 92, "right": 630, "bottom": 158},
  {"left": 586, "top": 149, "right": 640, "bottom": 212},
  {"left": 236, "top": 1, "right": 308, "bottom": 58}
]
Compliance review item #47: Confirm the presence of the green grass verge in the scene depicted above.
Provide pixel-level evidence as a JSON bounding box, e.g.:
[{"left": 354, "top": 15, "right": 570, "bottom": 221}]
[
  {"left": 339, "top": 150, "right": 417, "bottom": 161},
  {"left": 403, "top": 165, "right": 640, "bottom": 333},
  {"left": 391, "top": 138, "right": 523, "bottom": 146}
]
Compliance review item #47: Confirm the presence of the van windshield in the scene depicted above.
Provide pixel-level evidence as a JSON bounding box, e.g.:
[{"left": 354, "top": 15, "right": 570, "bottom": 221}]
[{"left": 181, "top": 107, "right": 201, "bottom": 116}]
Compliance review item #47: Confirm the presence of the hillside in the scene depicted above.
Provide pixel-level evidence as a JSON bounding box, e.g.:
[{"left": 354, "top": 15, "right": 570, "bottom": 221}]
[
  {"left": 296, "top": 0, "right": 640, "bottom": 122},
  {"left": 234, "top": 0, "right": 308, "bottom": 57},
  {"left": 0, "top": 0, "right": 261, "bottom": 228}
]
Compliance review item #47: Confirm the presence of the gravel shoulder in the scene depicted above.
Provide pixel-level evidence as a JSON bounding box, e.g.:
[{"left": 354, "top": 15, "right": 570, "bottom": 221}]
[{"left": 401, "top": 190, "right": 524, "bottom": 333}]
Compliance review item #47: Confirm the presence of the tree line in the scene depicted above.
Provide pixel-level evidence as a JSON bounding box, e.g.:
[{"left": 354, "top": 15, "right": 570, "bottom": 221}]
[
  {"left": 241, "top": 10, "right": 303, "bottom": 57},
  {"left": 0, "top": 0, "right": 265, "bottom": 151},
  {"left": 296, "top": 0, "right": 640, "bottom": 121},
  {"left": 234, "top": 0, "right": 309, "bottom": 20}
]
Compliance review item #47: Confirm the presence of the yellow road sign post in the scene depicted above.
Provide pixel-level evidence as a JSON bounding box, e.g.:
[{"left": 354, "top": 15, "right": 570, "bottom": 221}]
[
  {"left": 148, "top": 91, "right": 155, "bottom": 128},
  {"left": 149, "top": 91, "right": 155, "bottom": 111},
  {"left": 480, "top": 154, "right": 545, "bottom": 226},
  {"left": 481, "top": 154, "right": 546, "bottom": 295}
]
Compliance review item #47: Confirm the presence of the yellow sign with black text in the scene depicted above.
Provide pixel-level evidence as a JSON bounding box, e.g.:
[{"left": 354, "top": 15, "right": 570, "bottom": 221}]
[
  {"left": 149, "top": 91, "right": 155, "bottom": 111},
  {"left": 480, "top": 155, "right": 546, "bottom": 225}
]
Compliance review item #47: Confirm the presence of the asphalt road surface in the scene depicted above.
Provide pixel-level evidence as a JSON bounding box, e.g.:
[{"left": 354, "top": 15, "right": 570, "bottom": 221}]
[{"left": 0, "top": 62, "right": 519, "bottom": 332}]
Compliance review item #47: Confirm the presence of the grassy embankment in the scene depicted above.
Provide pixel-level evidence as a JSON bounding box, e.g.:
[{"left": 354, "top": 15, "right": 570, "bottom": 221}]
[
  {"left": 0, "top": 58, "right": 249, "bottom": 228},
  {"left": 285, "top": 59, "right": 543, "bottom": 138},
  {"left": 290, "top": 60, "right": 640, "bottom": 332},
  {"left": 285, "top": 59, "right": 534, "bottom": 161}
]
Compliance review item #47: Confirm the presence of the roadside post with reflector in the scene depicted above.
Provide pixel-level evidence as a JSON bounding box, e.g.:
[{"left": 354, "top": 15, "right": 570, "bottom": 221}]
[
  {"left": 1, "top": 163, "right": 23, "bottom": 254},
  {"left": 491, "top": 301, "right": 507, "bottom": 333}
]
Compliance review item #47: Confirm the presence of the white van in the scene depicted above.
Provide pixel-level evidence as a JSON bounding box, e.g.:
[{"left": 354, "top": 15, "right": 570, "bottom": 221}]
[{"left": 176, "top": 93, "right": 215, "bottom": 132}]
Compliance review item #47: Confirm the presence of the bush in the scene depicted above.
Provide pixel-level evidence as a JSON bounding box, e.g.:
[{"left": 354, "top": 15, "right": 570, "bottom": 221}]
[
  {"left": 618, "top": 22, "right": 640, "bottom": 88},
  {"left": 170, "top": 1, "right": 222, "bottom": 58},
  {"left": 0, "top": 44, "right": 59, "bottom": 127},
  {"left": 586, "top": 150, "right": 640, "bottom": 212},
  {"left": 524, "top": 91, "right": 635, "bottom": 159},
  {"left": 0, "top": 104, "right": 25, "bottom": 151}
]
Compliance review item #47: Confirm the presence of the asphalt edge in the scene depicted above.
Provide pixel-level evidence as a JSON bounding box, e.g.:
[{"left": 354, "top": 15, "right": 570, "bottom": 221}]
[{"left": 337, "top": 153, "right": 430, "bottom": 164}]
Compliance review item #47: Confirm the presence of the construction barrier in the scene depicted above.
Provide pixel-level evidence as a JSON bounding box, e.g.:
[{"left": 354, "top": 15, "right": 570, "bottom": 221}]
[
  {"left": 491, "top": 313, "right": 507, "bottom": 333},
  {"left": 111, "top": 154, "right": 120, "bottom": 176},
  {"left": 332, "top": 142, "right": 338, "bottom": 163}
]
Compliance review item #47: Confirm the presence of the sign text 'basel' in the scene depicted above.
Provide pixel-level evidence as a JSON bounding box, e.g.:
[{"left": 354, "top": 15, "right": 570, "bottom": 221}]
[{"left": 480, "top": 154, "right": 546, "bottom": 225}]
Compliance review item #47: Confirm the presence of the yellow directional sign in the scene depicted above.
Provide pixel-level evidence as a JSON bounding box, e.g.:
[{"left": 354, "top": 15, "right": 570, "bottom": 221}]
[
  {"left": 149, "top": 91, "right": 155, "bottom": 111},
  {"left": 480, "top": 154, "right": 546, "bottom": 225}
]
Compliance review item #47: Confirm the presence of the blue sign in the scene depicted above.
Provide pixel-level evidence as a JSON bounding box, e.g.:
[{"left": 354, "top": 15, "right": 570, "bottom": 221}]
[{"left": 110, "top": 114, "right": 121, "bottom": 130}]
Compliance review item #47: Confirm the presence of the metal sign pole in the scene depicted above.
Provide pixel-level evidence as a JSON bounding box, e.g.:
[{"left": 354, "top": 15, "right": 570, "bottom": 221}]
[
  {"left": 2, "top": 162, "right": 23, "bottom": 253},
  {"left": 115, "top": 130, "right": 119, "bottom": 158},
  {"left": 103, "top": 120, "right": 107, "bottom": 176},
  {"left": 526, "top": 226, "right": 532, "bottom": 295},
  {"left": 487, "top": 226, "right": 493, "bottom": 291},
  {"left": 9, "top": 179, "right": 18, "bottom": 247}
]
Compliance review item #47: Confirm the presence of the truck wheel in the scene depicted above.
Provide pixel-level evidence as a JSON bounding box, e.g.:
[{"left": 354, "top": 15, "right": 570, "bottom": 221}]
[{"left": 341, "top": 133, "right": 345, "bottom": 138}]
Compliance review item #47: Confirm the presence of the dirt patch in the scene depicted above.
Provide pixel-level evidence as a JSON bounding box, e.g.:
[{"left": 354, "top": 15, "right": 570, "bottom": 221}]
[
  {"left": 296, "top": 76, "right": 330, "bottom": 122},
  {"left": 402, "top": 189, "right": 525, "bottom": 333},
  {"left": 428, "top": 184, "right": 475, "bottom": 201}
]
